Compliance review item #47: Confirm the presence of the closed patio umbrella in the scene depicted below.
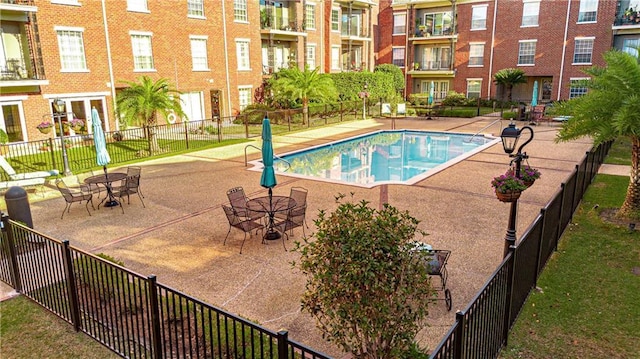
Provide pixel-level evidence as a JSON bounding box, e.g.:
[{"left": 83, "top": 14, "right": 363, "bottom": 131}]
[
  {"left": 428, "top": 81, "right": 435, "bottom": 106},
  {"left": 260, "top": 116, "right": 279, "bottom": 239},
  {"left": 92, "top": 107, "right": 117, "bottom": 207},
  {"left": 531, "top": 80, "right": 539, "bottom": 107}
]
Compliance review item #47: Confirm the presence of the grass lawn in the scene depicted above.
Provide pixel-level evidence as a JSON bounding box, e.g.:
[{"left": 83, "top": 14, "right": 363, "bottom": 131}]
[
  {"left": 500, "top": 139, "right": 640, "bottom": 358},
  {"left": 0, "top": 296, "right": 119, "bottom": 358}
]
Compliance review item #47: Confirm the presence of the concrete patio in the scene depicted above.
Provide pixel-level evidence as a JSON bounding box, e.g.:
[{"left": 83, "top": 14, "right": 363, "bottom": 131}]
[{"left": 6, "top": 117, "right": 595, "bottom": 357}]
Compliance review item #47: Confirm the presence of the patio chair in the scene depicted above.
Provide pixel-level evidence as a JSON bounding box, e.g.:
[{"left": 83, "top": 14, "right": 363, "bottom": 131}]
[
  {"left": 112, "top": 167, "right": 145, "bottom": 211},
  {"left": 226, "top": 187, "right": 263, "bottom": 221},
  {"left": 55, "top": 178, "right": 94, "bottom": 219},
  {"left": 274, "top": 186, "right": 309, "bottom": 237},
  {"left": 76, "top": 170, "right": 105, "bottom": 199},
  {"left": 222, "top": 205, "right": 264, "bottom": 254},
  {"left": 273, "top": 203, "right": 307, "bottom": 250}
]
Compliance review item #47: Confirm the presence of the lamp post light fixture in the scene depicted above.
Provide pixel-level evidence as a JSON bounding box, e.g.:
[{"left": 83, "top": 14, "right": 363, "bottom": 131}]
[
  {"left": 52, "top": 98, "right": 73, "bottom": 176},
  {"left": 499, "top": 122, "right": 534, "bottom": 257}
]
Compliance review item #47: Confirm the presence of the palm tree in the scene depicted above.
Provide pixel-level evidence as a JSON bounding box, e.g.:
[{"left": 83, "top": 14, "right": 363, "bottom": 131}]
[
  {"left": 269, "top": 66, "right": 337, "bottom": 124},
  {"left": 116, "top": 76, "right": 185, "bottom": 155},
  {"left": 493, "top": 68, "right": 527, "bottom": 102},
  {"left": 556, "top": 50, "right": 640, "bottom": 220}
]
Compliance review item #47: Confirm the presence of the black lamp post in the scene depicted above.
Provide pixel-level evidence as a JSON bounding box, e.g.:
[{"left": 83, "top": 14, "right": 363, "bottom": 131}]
[
  {"left": 52, "top": 98, "right": 72, "bottom": 176},
  {"left": 500, "top": 122, "right": 534, "bottom": 257}
]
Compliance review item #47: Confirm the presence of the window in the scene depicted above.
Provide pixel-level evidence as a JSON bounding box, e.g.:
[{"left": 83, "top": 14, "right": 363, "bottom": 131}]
[
  {"left": 392, "top": 47, "right": 405, "bottom": 67},
  {"left": 236, "top": 39, "right": 250, "bottom": 70},
  {"left": 238, "top": 87, "right": 252, "bottom": 111},
  {"left": 467, "top": 79, "right": 482, "bottom": 99},
  {"left": 130, "top": 32, "right": 154, "bottom": 70},
  {"left": 573, "top": 38, "right": 594, "bottom": 64},
  {"left": 331, "top": 46, "right": 340, "bottom": 70},
  {"left": 393, "top": 13, "right": 406, "bottom": 34},
  {"left": 127, "top": 0, "right": 148, "bottom": 12},
  {"left": 578, "top": 0, "right": 598, "bottom": 22},
  {"left": 518, "top": 40, "right": 536, "bottom": 65},
  {"left": 424, "top": 12, "right": 453, "bottom": 36},
  {"left": 187, "top": 0, "right": 204, "bottom": 17},
  {"left": 469, "top": 43, "right": 484, "bottom": 66},
  {"left": 471, "top": 5, "right": 487, "bottom": 30},
  {"left": 331, "top": 9, "right": 340, "bottom": 31},
  {"left": 190, "top": 36, "right": 208, "bottom": 70},
  {"left": 306, "top": 45, "right": 316, "bottom": 70},
  {"left": 569, "top": 78, "right": 589, "bottom": 98},
  {"left": 522, "top": 1, "right": 540, "bottom": 26},
  {"left": 305, "top": 4, "right": 316, "bottom": 30},
  {"left": 623, "top": 38, "right": 640, "bottom": 58},
  {"left": 1, "top": 102, "right": 26, "bottom": 143},
  {"left": 56, "top": 28, "right": 87, "bottom": 71},
  {"left": 234, "top": 0, "right": 247, "bottom": 22}
]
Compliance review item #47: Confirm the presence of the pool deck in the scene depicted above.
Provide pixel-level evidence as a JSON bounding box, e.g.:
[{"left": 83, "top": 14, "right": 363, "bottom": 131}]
[{"left": 4, "top": 117, "right": 598, "bottom": 356}]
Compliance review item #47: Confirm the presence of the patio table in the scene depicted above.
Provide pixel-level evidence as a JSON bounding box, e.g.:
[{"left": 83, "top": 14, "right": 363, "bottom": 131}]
[
  {"left": 84, "top": 172, "right": 126, "bottom": 209},
  {"left": 246, "top": 195, "right": 296, "bottom": 241}
]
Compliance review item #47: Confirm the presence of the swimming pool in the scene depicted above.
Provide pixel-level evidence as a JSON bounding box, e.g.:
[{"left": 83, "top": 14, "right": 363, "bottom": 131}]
[{"left": 251, "top": 130, "right": 499, "bottom": 188}]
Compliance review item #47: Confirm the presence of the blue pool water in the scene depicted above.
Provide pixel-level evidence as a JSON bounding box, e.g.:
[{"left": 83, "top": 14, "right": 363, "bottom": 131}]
[{"left": 253, "top": 130, "right": 499, "bottom": 187}]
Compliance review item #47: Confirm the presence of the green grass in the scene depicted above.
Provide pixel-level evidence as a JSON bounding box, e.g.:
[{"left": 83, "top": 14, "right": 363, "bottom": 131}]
[
  {"left": 604, "top": 137, "right": 632, "bottom": 165},
  {"left": 0, "top": 296, "right": 120, "bottom": 358},
  {"left": 500, "top": 139, "right": 640, "bottom": 359}
]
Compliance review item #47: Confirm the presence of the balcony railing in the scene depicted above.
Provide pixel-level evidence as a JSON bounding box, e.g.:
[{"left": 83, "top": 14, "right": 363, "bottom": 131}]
[
  {"left": 412, "top": 60, "right": 452, "bottom": 71},
  {"left": 614, "top": 9, "right": 640, "bottom": 26},
  {"left": 260, "top": 15, "right": 303, "bottom": 32},
  {"left": 341, "top": 28, "right": 369, "bottom": 38}
]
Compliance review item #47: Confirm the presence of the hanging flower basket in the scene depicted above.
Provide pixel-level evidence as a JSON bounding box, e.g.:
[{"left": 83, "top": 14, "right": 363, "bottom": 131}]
[
  {"left": 36, "top": 121, "right": 54, "bottom": 134},
  {"left": 523, "top": 180, "right": 535, "bottom": 188},
  {"left": 38, "top": 127, "right": 52, "bottom": 134},
  {"left": 495, "top": 190, "right": 522, "bottom": 203}
]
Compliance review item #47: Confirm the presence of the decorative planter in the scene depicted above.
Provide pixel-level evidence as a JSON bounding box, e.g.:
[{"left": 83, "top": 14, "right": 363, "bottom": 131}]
[
  {"left": 495, "top": 190, "right": 522, "bottom": 203},
  {"left": 38, "top": 127, "right": 52, "bottom": 134},
  {"left": 523, "top": 180, "right": 535, "bottom": 188}
]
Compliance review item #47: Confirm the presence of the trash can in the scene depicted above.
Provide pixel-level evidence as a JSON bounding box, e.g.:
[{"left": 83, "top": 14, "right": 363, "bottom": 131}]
[{"left": 4, "top": 186, "right": 33, "bottom": 228}]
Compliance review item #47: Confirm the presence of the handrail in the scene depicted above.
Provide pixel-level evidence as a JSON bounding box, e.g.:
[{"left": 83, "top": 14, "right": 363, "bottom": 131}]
[
  {"left": 466, "top": 119, "right": 503, "bottom": 143},
  {"left": 244, "top": 144, "right": 291, "bottom": 171}
]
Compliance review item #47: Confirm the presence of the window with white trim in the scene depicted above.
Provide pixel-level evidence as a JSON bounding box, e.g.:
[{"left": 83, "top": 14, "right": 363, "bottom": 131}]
[
  {"left": 392, "top": 47, "right": 405, "bottom": 67},
  {"left": 190, "top": 36, "right": 208, "bottom": 70},
  {"left": 467, "top": 79, "right": 482, "bottom": 99},
  {"left": 130, "top": 32, "right": 154, "bottom": 70},
  {"left": 393, "top": 13, "right": 406, "bottom": 34},
  {"left": 573, "top": 38, "right": 594, "bottom": 64},
  {"left": 331, "top": 9, "right": 340, "bottom": 31},
  {"left": 187, "top": 0, "right": 204, "bottom": 17},
  {"left": 238, "top": 86, "right": 252, "bottom": 111},
  {"left": 306, "top": 45, "right": 316, "bottom": 70},
  {"left": 622, "top": 38, "right": 640, "bottom": 58},
  {"left": 236, "top": 39, "right": 250, "bottom": 70},
  {"left": 522, "top": 1, "right": 540, "bottom": 27},
  {"left": 518, "top": 40, "right": 536, "bottom": 65},
  {"left": 305, "top": 4, "right": 316, "bottom": 30},
  {"left": 234, "top": 0, "right": 248, "bottom": 22},
  {"left": 127, "top": 0, "right": 148, "bottom": 12},
  {"left": 578, "top": 0, "right": 598, "bottom": 22},
  {"left": 56, "top": 28, "right": 87, "bottom": 71},
  {"left": 469, "top": 43, "right": 484, "bottom": 66},
  {"left": 0, "top": 102, "right": 26, "bottom": 143},
  {"left": 471, "top": 5, "right": 487, "bottom": 30},
  {"left": 569, "top": 78, "right": 589, "bottom": 98},
  {"left": 331, "top": 46, "right": 340, "bottom": 70}
]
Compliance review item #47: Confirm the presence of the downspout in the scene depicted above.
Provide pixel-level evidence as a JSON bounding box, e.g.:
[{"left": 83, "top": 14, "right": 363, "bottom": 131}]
[
  {"left": 487, "top": 0, "right": 498, "bottom": 100},
  {"left": 221, "top": 0, "right": 233, "bottom": 117},
  {"left": 557, "top": 0, "right": 572, "bottom": 101},
  {"left": 404, "top": 5, "right": 410, "bottom": 98},
  {"left": 101, "top": 0, "right": 117, "bottom": 130}
]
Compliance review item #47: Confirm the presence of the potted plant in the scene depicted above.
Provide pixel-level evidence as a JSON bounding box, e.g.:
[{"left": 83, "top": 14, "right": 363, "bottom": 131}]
[
  {"left": 508, "top": 165, "right": 541, "bottom": 187},
  {"left": 36, "top": 121, "right": 54, "bottom": 134},
  {"left": 491, "top": 172, "right": 527, "bottom": 202},
  {"left": 414, "top": 62, "right": 420, "bottom": 70}
]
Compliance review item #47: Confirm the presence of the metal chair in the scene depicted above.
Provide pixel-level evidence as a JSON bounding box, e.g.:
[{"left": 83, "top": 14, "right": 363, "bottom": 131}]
[
  {"left": 222, "top": 205, "right": 264, "bottom": 254},
  {"left": 55, "top": 178, "right": 94, "bottom": 219},
  {"left": 226, "top": 187, "right": 263, "bottom": 221},
  {"left": 273, "top": 204, "right": 307, "bottom": 250},
  {"left": 112, "top": 168, "right": 145, "bottom": 213},
  {"left": 275, "top": 187, "right": 309, "bottom": 237}
]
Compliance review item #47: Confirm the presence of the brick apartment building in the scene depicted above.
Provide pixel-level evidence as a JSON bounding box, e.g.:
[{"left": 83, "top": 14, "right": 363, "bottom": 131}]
[
  {"left": 0, "top": 0, "right": 377, "bottom": 145},
  {"left": 379, "top": 0, "right": 639, "bottom": 103},
  {"left": 1, "top": 0, "right": 639, "bottom": 146}
]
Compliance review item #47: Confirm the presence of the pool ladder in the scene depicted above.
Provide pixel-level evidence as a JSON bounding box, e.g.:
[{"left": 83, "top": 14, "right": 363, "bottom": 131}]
[
  {"left": 244, "top": 144, "right": 291, "bottom": 171},
  {"left": 466, "top": 119, "right": 504, "bottom": 143}
]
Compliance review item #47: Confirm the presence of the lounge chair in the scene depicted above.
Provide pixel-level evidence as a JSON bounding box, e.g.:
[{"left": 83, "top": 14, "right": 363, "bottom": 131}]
[{"left": 0, "top": 155, "right": 59, "bottom": 192}]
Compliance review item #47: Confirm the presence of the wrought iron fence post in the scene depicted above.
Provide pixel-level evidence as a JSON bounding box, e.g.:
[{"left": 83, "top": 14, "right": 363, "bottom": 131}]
[
  {"left": 1, "top": 214, "right": 21, "bottom": 292},
  {"left": 535, "top": 208, "right": 547, "bottom": 283},
  {"left": 217, "top": 117, "right": 222, "bottom": 142},
  {"left": 502, "top": 245, "right": 516, "bottom": 348},
  {"left": 454, "top": 311, "right": 465, "bottom": 359},
  {"left": 557, "top": 183, "right": 567, "bottom": 251},
  {"left": 571, "top": 164, "right": 580, "bottom": 213},
  {"left": 276, "top": 329, "right": 288, "bottom": 359},
  {"left": 184, "top": 121, "right": 191, "bottom": 150},
  {"left": 61, "top": 240, "right": 81, "bottom": 331},
  {"left": 244, "top": 115, "right": 249, "bottom": 139},
  {"left": 147, "top": 275, "right": 163, "bottom": 359}
]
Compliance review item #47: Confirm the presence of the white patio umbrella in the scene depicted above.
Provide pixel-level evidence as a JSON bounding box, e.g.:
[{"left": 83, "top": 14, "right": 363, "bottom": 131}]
[{"left": 92, "top": 107, "right": 117, "bottom": 207}]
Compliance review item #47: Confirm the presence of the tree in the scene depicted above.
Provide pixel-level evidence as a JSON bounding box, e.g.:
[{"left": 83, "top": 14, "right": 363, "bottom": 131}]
[
  {"left": 556, "top": 50, "right": 640, "bottom": 220},
  {"left": 116, "top": 76, "right": 185, "bottom": 155},
  {"left": 374, "top": 64, "right": 405, "bottom": 94},
  {"left": 268, "top": 66, "right": 338, "bottom": 124},
  {"left": 493, "top": 68, "right": 527, "bottom": 102},
  {"left": 294, "top": 195, "right": 433, "bottom": 359}
]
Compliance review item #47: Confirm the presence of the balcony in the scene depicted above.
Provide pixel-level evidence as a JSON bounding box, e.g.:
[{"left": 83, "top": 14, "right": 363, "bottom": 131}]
[{"left": 614, "top": 7, "right": 640, "bottom": 28}]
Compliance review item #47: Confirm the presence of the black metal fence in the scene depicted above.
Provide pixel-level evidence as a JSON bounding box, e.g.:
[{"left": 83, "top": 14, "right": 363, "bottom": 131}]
[
  {"left": 0, "top": 217, "right": 331, "bottom": 359},
  {"left": 2, "top": 100, "right": 368, "bottom": 177},
  {"left": 430, "top": 140, "right": 612, "bottom": 359}
]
